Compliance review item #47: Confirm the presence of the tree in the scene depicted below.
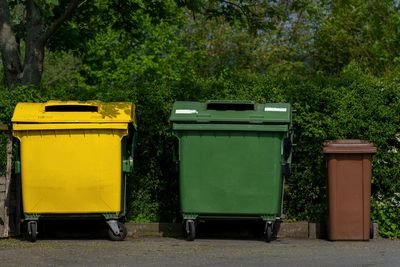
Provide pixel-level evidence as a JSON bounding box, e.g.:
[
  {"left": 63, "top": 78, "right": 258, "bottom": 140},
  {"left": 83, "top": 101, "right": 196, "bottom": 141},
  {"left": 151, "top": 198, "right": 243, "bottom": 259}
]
[
  {"left": 313, "top": 0, "right": 400, "bottom": 74},
  {"left": 178, "top": 0, "right": 274, "bottom": 34},
  {"left": 180, "top": 0, "right": 326, "bottom": 76},
  {"left": 0, "top": 0, "right": 81, "bottom": 88}
]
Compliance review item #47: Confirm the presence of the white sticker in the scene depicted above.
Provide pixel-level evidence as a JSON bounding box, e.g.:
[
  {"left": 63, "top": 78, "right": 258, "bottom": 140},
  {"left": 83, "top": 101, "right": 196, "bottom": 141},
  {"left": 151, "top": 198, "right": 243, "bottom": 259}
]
[
  {"left": 175, "top": 109, "right": 198, "bottom": 114},
  {"left": 264, "top": 107, "right": 287, "bottom": 112}
]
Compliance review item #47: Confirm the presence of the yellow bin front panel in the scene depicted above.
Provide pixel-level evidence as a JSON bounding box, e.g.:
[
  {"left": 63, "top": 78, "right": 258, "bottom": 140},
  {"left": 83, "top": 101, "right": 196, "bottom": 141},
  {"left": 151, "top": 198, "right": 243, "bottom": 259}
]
[{"left": 16, "top": 129, "right": 127, "bottom": 214}]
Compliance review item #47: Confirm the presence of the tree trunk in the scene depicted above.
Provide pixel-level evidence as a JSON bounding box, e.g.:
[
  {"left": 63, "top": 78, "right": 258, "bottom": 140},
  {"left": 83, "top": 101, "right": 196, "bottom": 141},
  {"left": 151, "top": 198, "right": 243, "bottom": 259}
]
[
  {"left": 0, "top": 0, "right": 80, "bottom": 89},
  {"left": 21, "top": 0, "right": 46, "bottom": 87},
  {"left": 0, "top": 0, "right": 23, "bottom": 88}
]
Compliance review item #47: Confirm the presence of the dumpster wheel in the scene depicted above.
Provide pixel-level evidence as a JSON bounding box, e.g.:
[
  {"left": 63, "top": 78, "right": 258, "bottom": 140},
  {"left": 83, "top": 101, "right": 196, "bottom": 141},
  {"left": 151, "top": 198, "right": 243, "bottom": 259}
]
[
  {"left": 27, "top": 221, "right": 38, "bottom": 243},
  {"left": 107, "top": 221, "right": 127, "bottom": 241},
  {"left": 185, "top": 220, "right": 196, "bottom": 241},
  {"left": 264, "top": 222, "right": 273, "bottom": 243}
]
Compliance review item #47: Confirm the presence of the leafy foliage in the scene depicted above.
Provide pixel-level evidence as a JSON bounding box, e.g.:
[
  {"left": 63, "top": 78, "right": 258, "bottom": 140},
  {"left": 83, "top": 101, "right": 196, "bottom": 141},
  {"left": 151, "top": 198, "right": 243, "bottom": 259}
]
[
  {"left": 314, "top": 0, "right": 400, "bottom": 74},
  {"left": 372, "top": 193, "right": 400, "bottom": 238}
]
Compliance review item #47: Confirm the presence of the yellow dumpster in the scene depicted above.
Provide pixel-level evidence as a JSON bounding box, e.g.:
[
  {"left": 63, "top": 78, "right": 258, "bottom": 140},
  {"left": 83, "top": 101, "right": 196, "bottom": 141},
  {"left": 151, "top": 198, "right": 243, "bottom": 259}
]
[{"left": 12, "top": 101, "right": 137, "bottom": 241}]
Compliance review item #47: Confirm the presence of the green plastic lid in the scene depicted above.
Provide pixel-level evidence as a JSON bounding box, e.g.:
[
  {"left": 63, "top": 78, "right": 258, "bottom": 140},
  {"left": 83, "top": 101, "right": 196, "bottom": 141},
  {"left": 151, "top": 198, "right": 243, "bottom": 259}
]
[{"left": 170, "top": 100, "right": 292, "bottom": 124}]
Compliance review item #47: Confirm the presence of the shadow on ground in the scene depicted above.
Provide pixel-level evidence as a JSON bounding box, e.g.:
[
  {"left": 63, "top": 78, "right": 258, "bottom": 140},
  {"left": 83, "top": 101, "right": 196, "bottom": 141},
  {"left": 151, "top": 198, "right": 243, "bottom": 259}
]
[
  {"left": 178, "top": 220, "right": 272, "bottom": 241},
  {"left": 20, "top": 220, "right": 109, "bottom": 240}
]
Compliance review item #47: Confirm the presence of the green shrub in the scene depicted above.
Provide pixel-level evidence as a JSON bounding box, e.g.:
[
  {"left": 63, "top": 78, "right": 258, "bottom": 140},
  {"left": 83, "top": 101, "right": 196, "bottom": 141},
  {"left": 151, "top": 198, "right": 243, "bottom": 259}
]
[
  {"left": 372, "top": 193, "right": 400, "bottom": 238},
  {"left": 1, "top": 62, "right": 400, "bottom": 238}
]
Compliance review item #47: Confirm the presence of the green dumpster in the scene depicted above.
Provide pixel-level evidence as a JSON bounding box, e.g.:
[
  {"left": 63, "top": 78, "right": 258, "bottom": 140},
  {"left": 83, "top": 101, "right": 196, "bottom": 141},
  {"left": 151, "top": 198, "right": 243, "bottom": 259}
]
[{"left": 170, "top": 100, "right": 293, "bottom": 242}]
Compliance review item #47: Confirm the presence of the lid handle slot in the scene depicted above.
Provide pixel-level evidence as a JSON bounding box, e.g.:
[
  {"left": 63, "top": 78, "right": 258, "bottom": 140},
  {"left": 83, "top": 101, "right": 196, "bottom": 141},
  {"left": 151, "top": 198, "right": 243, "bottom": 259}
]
[
  {"left": 45, "top": 105, "right": 98, "bottom": 112},
  {"left": 206, "top": 102, "right": 255, "bottom": 111}
]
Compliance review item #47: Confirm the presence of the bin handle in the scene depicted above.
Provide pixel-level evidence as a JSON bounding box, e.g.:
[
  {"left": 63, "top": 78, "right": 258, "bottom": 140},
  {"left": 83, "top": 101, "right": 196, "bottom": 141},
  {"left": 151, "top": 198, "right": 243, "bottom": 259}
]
[{"left": 44, "top": 104, "right": 99, "bottom": 112}]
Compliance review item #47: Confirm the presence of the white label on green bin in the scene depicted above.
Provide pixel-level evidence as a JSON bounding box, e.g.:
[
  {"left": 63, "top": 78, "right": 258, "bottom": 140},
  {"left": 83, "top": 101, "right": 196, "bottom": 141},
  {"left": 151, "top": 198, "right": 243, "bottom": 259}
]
[
  {"left": 264, "top": 107, "right": 287, "bottom": 112},
  {"left": 175, "top": 109, "right": 198, "bottom": 114}
]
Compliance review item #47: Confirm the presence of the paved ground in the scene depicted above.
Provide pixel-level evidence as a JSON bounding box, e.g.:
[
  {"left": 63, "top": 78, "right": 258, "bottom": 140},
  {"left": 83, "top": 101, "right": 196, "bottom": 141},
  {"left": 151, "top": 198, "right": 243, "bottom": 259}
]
[{"left": 0, "top": 237, "right": 399, "bottom": 267}]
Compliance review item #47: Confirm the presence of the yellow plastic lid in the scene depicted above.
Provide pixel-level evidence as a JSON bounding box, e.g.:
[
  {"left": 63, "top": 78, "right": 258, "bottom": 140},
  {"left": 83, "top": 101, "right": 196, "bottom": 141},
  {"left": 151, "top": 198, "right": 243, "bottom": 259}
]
[{"left": 11, "top": 101, "right": 137, "bottom": 126}]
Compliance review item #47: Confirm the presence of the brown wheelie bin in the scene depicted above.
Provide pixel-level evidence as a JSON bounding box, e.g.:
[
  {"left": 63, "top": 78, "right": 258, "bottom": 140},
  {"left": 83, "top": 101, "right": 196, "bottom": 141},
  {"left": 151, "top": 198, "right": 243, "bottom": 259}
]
[{"left": 323, "top": 140, "right": 377, "bottom": 241}]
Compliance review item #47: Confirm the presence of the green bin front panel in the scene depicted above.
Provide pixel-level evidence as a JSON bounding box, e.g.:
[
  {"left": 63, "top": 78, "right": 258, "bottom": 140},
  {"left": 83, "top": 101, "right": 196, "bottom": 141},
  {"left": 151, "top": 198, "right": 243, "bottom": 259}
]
[{"left": 178, "top": 130, "right": 284, "bottom": 217}]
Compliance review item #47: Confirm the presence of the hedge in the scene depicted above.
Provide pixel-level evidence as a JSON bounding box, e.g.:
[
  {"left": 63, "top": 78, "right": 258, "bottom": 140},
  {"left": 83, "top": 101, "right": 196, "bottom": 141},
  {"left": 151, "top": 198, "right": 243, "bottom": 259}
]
[{"left": 1, "top": 66, "right": 399, "bottom": 237}]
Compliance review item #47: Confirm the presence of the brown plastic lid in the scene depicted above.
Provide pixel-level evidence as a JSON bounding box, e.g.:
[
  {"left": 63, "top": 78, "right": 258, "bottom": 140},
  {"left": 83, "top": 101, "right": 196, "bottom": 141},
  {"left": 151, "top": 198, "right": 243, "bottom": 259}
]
[{"left": 323, "top": 139, "right": 377, "bottom": 154}]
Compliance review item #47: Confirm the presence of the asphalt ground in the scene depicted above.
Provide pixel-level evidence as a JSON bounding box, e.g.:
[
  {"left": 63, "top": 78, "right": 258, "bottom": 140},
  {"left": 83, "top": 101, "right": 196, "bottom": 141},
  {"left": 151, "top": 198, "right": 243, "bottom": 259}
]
[{"left": 0, "top": 226, "right": 399, "bottom": 267}]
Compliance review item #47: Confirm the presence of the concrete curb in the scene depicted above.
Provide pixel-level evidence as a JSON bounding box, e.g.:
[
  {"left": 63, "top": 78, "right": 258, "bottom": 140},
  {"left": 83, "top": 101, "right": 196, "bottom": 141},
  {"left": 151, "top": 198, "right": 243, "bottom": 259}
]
[
  {"left": 125, "top": 222, "right": 379, "bottom": 239},
  {"left": 126, "top": 223, "right": 182, "bottom": 238}
]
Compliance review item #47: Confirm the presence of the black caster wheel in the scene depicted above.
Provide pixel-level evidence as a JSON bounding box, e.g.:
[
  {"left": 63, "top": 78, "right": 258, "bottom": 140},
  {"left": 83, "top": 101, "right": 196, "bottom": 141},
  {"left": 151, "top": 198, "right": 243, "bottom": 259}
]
[
  {"left": 264, "top": 222, "right": 273, "bottom": 243},
  {"left": 27, "top": 221, "right": 38, "bottom": 242},
  {"left": 108, "top": 222, "right": 128, "bottom": 241},
  {"left": 185, "top": 220, "right": 196, "bottom": 241}
]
